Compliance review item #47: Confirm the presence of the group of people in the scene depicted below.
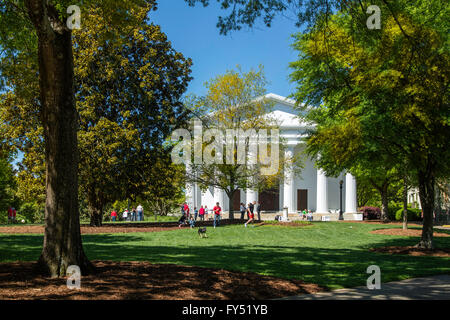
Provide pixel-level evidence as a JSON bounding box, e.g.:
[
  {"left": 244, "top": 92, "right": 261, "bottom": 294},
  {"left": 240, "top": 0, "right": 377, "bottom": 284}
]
[
  {"left": 239, "top": 201, "right": 261, "bottom": 227},
  {"left": 178, "top": 200, "right": 262, "bottom": 229},
  {"left": 110, "top": 205, "right": 144, "bottom": 222},
  {"left": 300, "top": 209, "right": 313, "bottom": 221},
  {"left": 178, "top": 202, "right": 223, "bottom": 228}
]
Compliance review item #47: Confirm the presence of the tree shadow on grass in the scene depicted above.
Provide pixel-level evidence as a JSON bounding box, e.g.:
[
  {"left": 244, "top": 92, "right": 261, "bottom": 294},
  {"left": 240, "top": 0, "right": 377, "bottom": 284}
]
[{"left": 0, "top": 233, "right": 449, "bottom": 291}]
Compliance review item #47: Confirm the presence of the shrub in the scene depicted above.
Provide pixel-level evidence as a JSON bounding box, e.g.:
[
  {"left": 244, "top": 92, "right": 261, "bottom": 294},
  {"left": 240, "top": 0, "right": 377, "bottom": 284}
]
[
  {"left": 359, "top": 206, "right": 381, "bottom": 220},
  {"left": 20, "top": 202, "right": 44, "bottom": 224},
  {"left": 395, "top": 208, "right": 422, "bottom": 221},
  {"left": 388, "top": 205, "right": 402, "bottom": 221}
]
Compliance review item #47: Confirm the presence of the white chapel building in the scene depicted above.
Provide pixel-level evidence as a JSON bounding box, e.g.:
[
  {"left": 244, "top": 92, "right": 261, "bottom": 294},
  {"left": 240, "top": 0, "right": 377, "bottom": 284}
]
[{"left": 185, "top": 93, "right": 359, "bottom": 220}]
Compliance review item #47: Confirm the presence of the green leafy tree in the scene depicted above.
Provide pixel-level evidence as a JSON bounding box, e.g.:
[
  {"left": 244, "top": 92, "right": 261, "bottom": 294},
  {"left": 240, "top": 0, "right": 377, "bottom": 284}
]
[
  {"left": 289, "top": 2, "right": 449, "bottom": 248},
  {"left": 181, "top": 66, "right": 297, "bottom": 219},
  {"left": 0, "top": 0, "right": 163, "bottom": 277},
  {"left": 0, "top": 153, "right": 17, "bottom": 223},
  {"left": 74, "top": 8, "right": 192, "bottom": 226}
]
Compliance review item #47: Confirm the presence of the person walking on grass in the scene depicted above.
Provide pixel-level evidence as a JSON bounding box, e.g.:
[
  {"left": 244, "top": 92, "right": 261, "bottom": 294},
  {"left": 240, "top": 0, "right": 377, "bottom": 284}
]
[
  {"left": 245, "top": 202, "right": 255, "bottom": 227},
  {"left": 256, "top": 201, "right": 261, "bottom": 221},
  {"left": 199, "top": 205, "right": 205, "bottom": 221},
  {"left": 181, "top": 203, "right": 185, "bottom": 217},
  {"left": 183, "top": 202, "right": 190, "bottom": 219},
  {"left": 110, "top": 210, "right": 118, "bottom": 222},
  {"left": 210, "top": 207, "right": 214, "bottom": 220},
  {"left": 213, "top": 202, "right": 221, "bottom": 228},
  {"left": 122, "top": 209, "right": 128, "bottom": 221},
  {"left": 7, "top": 206, "right": 16, "bottom": 224},
  {"left": 178, "top": 214, "right": 187, "bottom": 228},
  {"left": 204, "top": 205, "right": 209, "bottom": 221},
  {"left": 194, "top": 207, "right": 198, "bottom": 221},
  {"left": 240, "top": 202, "right": 246, "bottom": 220},
  {"left": 137, "top": 204, "right": 144, "bottom": 221},
  {"left": 131, "top": 207, "right": 137, "bottom": 221}
]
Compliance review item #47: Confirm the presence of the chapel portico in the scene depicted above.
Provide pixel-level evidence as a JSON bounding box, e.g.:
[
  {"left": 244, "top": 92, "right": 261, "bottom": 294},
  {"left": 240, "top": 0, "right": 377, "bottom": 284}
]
[{"left": 185, "top": 93, "right": 359, "bottom": 220}]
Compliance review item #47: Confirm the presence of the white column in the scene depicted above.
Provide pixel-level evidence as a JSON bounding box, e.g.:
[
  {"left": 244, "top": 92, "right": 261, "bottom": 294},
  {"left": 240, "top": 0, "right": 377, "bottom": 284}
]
[
  {"left": 316, "top": 168, "right": 328, "bottom": 213},
  {"left": 246, "top": 145, "right": 258, "bottom": 205},
  {"left": 185, "top": 162, "right": 195, "bottom": 210},
  {"left": 345, "top": 173, "right": 357, "bottom": 213},
  {"left": 246, "top": 189, "right": 258, "bottom": 205},
  {"left": 283, "top": 146, "right": 295, "bottom": 214},
  {"left": 214, "top": 187, "right": 224, "bottom": 207},
  {"left": 194, "top": 183, "right": 202, "bottom": 209}
]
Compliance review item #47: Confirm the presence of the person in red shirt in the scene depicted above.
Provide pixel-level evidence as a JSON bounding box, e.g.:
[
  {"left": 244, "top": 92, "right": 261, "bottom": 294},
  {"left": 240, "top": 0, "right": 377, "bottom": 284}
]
[
  {"left": 183, "top": 203, "right": 190, "bottom": 218},
  {"left": 213, "top": 202, "right": 221, "bottom": 228},
  {"left": 111, "top": 210, "right": 118, "bottom": 222},
  {"left": 199, "top": 206, "right": 205, "bottom": 221},
  {"left": 7, "top": 207, "right": 16, "bottom": 224}
]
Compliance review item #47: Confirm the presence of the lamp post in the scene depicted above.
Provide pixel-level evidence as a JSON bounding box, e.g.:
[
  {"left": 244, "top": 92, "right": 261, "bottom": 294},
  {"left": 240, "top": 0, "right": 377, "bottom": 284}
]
[{"left": 339, "top": 180, "right": 344, "bottom": 220}]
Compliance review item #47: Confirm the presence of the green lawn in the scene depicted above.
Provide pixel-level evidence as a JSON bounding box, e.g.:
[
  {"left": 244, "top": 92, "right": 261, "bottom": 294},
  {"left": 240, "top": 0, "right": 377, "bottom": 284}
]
[{"left": 0, "top": 222, "right": 449, "bottom": 290}]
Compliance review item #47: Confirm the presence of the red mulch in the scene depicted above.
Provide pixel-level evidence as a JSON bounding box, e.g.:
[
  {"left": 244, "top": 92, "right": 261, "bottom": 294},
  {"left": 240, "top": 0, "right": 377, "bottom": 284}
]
[
  {"left": 370, "top": 246, "right": 450, "bottom": 257},
  {"left": 258, "top": 222, "right": 313, "bottom": 228},
  {"left": 0, "top": 220, "right": 252, "bottom": 234},
  {"left": 0, "top": 225, "right": 180, "bottom": 234},
  {"left": 0, "top": 261, "right": 324, "bottom": 300},
  {"left": 370, "top": 228, "right": 450, "bottom": 237}
]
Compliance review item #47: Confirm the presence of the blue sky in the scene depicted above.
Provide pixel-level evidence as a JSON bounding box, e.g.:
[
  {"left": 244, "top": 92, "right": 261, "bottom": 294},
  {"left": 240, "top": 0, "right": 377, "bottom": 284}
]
[
  {"left": 12, "top": 3, "right": 303, "bottom": 169},
  {"left": 149, "top": 1, "right": 302, "bottom": 98}
]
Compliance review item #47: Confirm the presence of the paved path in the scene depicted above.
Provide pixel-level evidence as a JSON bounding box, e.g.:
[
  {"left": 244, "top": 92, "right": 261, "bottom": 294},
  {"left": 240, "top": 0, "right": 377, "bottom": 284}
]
[{"left": 279, "top": 275, "right": 450, "bottom": 300}]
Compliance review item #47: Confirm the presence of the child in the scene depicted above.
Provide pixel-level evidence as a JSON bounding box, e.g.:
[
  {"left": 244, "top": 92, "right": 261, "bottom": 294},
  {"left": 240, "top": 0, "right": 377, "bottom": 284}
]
[
  {"left": 302, "top": 209, "right": 307, "bottom": 220},
  {"left": 110, "top": 210, "right": 117, "bottom": 222},
  {"left": 189, "top": 215, "right": 195, "bottom": 228},
  {"left": 122, "top": 209, "right": 128, "bottom": 221},
  {"left": 178, "top": 215, "right": 187, "bottom": 228}
]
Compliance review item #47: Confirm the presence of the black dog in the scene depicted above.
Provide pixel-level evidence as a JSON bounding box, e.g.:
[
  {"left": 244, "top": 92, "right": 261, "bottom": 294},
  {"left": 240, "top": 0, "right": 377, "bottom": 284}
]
[{"left": 198, "top": 227, "right": 208, "bottom": 238}]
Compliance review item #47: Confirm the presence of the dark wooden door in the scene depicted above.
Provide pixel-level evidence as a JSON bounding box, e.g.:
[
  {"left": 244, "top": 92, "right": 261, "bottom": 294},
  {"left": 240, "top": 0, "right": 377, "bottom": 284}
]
[
  {"left": 259, "top": 188, "right": 280, "bottom": 211},
  {"left": 232, "top": 189, "right": 241, "bottom": 211},
  {"left": 297, "top": 189, "right": 308, "bottom": 211}
]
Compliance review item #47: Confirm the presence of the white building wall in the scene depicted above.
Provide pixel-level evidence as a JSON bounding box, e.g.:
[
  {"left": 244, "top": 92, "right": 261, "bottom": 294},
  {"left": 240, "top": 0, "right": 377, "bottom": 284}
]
[{"left": 186, "top": 93, "right": 358, "bottom": 217}]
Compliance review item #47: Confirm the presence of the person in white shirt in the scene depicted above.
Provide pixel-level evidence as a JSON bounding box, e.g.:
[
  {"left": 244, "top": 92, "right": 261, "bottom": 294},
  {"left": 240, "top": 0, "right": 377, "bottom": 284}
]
[
  {"left": 137, "top": 205, "right": 144, "bottom": 221},
  {"left": 122, "top": 209, "right": 129, "bottom": 221}
]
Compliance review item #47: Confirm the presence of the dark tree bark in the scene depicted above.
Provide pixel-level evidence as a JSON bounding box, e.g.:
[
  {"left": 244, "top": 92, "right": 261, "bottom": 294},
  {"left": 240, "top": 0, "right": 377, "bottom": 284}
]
[
  {"left": 89, "top": 204, "right": 104, "bottom": 227},
  {"left": 370, "top": 178, "right": 390, "bottom": 222},
  {"left": 380, "top": 183, "right": 389, "bottom": 222},
  {"left": 416, "top": 169, "right": 435, "bottom": 249},
  {"left": 26, "top": 0, "right": 92, "bottom": 277},
  {"left": 87, "top": 188, "right": 105, "bottom": 227},
  {"left": 226, "top": 189, "right": 236, "bottom": 220}
]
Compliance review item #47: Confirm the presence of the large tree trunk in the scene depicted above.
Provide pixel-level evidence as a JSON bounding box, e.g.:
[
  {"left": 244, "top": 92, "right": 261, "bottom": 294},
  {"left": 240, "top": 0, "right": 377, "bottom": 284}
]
[
  {"left": 26, "top": 0, "right": 92, "bottom": 277},
  {"left": 88, "top": 190, "right": 104, "bottom": 227},
  {"left": 380, "top": 184, "right": 389, "bottom": 222},
  {"left": 416, "top": 170, "right": 435, "bottom": 249},
  {"left": 402, "top": 177, "right": 408, "bottom": 230},
  {"left": 89, "top": 205, "right": 104, "bottom": 227},
  {"left": 227, "top": 190, "right": 235, "bottom": 220}
]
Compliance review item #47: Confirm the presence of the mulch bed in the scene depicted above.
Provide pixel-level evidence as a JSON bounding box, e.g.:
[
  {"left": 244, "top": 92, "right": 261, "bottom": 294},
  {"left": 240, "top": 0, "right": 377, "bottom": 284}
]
[
  {"left": 369, "top": 228, "right": 450, "bottom": 257},
  {"left": 370, "top": 228, "right": 450, "bottom": 237},
  {"left": 0, "top": 261, "right": 324, "bottom": 300},
  {"left": 370, "top": 246, "right": 450, "bottom": 257},
  {"left": 0, "top": 225, "right": 180, "bottom": 234},
  {"left": 0, "top": 220, "right": 251, "bottom": 234},
  {"left": 258, "top": 222, "right": 313, "bottom": 228}
]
